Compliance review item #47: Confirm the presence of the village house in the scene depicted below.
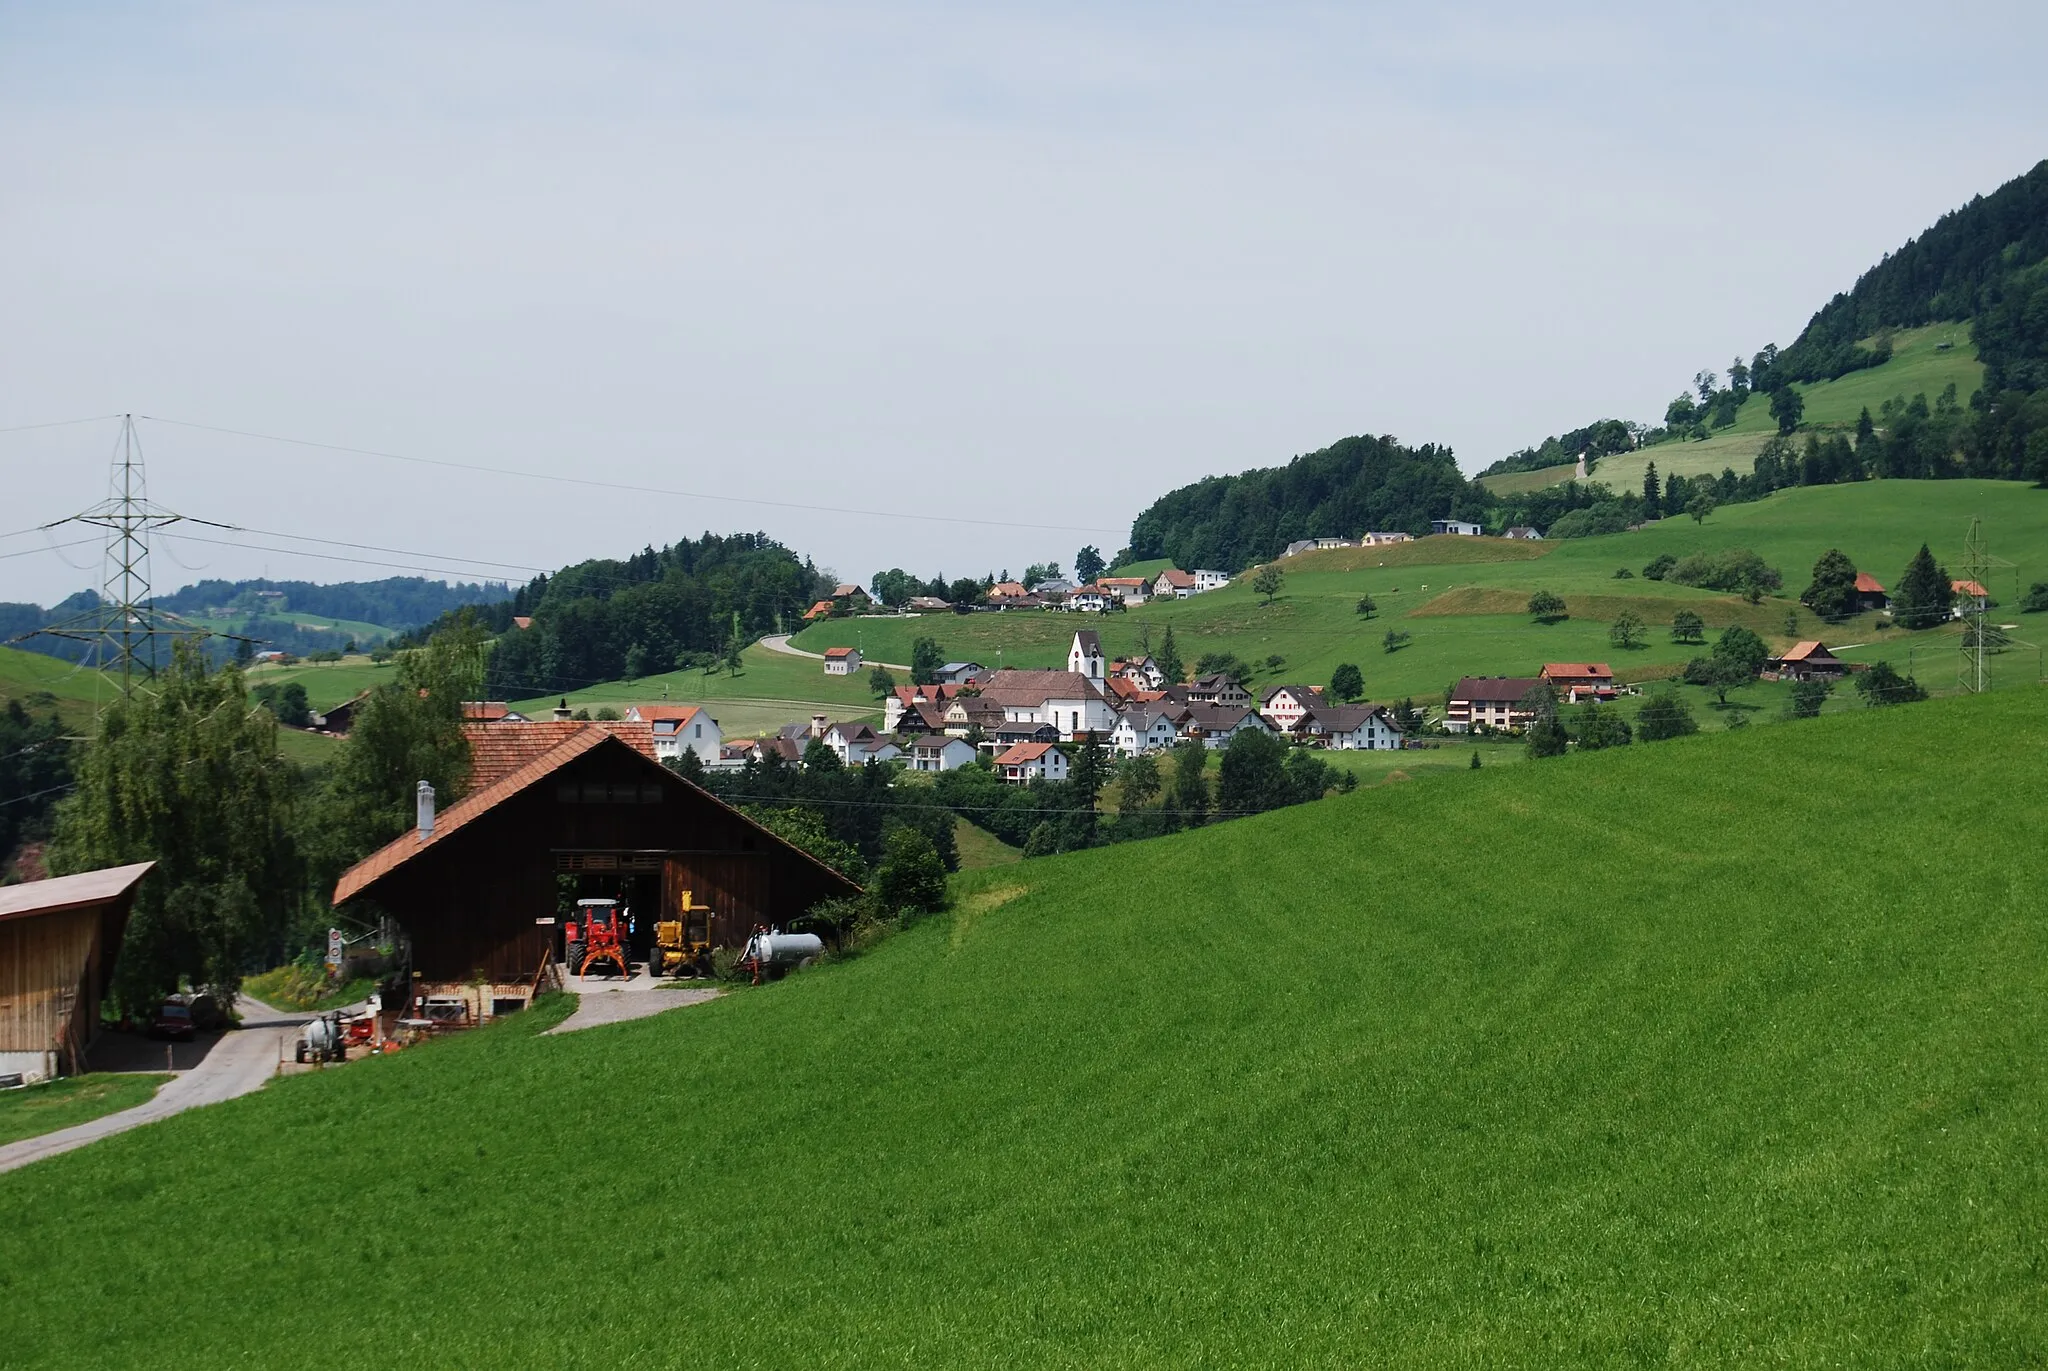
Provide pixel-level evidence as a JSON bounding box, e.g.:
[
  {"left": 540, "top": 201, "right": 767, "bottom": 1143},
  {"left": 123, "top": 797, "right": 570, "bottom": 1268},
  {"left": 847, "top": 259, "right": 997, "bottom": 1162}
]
[
  {"left": 1503, "top": 526, "right": 1543, "bottom": 540},
  {"left": 1258, "top": 684, "right": 1325, "bottom": 731},
  {"left": 1431, "top": 519, "right": 1484, "bottom": 537},
  {"left": 1111, "top": 706, "right": 1184, "bottom": 757},
  {"left": 1361, "top": 532, "right": 1414, "bottom": 546},
  {"left": 905, "top": 595, "right": 952, "bottom": 612},
  {"left": 883, "top": 683, "right": 964, "bottom": 732},
  {"left": 1193, "top": 568, "right": 1231, "bottom": 590},
  {"left": 1298, "top": 704, "right": 1405, "bottom": 751},
  {"left": 802, "top": 599, "right": 837, "bottom": 621},
  {"left": 1096, "top": 576, "right": 1150, "bottom": 606},
  {"left": 822, "top": 646, "right": 862, "bottom": 675},
  {"left": 830, "top": 583, "right": 873, "bottom": 610},
  {"left": 1446, "top": 677, "right": 1543, "bottom": 732},
  {"left": 1030, "top": 577, "right": 1077, "bottom": 597},
  {"left": 1111, "top": 654, "right": 1165, "bottom": 689},
  {"left": 1950, "top": 579, "right": 1990, "bottom": 618},
  {"left": 1180, "top": 673, "right": 1253, "bottom": 709},
  {"left": 1539, "top": 662, "right": 1617, "bottom": 702},
  {"left": 822, "top": 721, "right": 885, "bottom": 766},
  {"left": 986, "top": 581, "right": 1029, "bottom": 602},
  {"left": 984, "top": 718, "right": 1062, "bottom": 754},
  {"left": 624, "top": 704, "right": 723, "bottom": 769},
  {"left": 995, "top": 741, "right": 1068, "bottom": 784},
  {"left": 1152, "top": 569, "right": 1197, "bottom": 599},
  {"left": 1105, "top": 677, "right": 1166, "bottom": 707},
  {"left": 909, "top": 734, "right": 978, "bottom": 772},
  {"left": 1177, "top": 704, "right": 1271, "bottom": 749},
  {"left": 937, "top": 662, "right": 990, "bottom": 685},
  {"left": 1066, "top": 588, "right": 1110, "bottom": 613},
  {"left": 1765, "top": 641, "right": 1852, "bottom": 681},
  {"left": 978, "top": 668, "right": 1118, "bottom": 740}
]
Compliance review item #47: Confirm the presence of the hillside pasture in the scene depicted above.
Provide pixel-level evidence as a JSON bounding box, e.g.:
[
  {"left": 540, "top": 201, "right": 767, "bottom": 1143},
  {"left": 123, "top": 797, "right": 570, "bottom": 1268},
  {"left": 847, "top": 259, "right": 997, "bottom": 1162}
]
[{"left": 2, "top": 689, "right": 2044, "bottom": 1364}]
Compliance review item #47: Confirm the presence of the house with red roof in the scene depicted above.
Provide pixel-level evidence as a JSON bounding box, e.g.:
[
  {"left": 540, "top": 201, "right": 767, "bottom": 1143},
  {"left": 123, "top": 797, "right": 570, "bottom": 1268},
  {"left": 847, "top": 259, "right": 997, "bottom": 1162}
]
[
  {"left": 1765, "top": 641, "right": 1851, "bottom": 681},
  {"left": 822, "top": 646, "right": 862, "bottom": 676},
  {"left": 994, "top": 741, "right": 1068, "bottom": 784},
  {"left": 623, "top": 704, "right": 723, "bottom": 769},
  {"left": 1852, "top": 572, "right": 1889, "bottom": 613}
]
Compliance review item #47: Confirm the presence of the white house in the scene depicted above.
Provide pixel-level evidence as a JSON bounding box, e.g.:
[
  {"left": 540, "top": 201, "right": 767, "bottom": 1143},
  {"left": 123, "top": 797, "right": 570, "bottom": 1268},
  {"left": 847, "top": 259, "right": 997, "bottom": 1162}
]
[
  {"left": 1096, "top": 576, "right": 1149, "bottom": 606},
  {"left": 822, "top": 646, "right": 862, "bottom": 675},
  {"left": 823, "top": 721, "right": 884, "bottom": 765},
  {"left": 1152, "top": 569, "right": 1197, "bottom": 599},
  {"left": 937, "top": 662, "right": 986, "bottom": 685},
  {"left": 1067, "top": 630, "right": 1105, "bottom": 684},
  {"left": 1503, "top": 526, "right": 1543, "bottom": 540},
  {"left": 1111, "top": 655, "right": 1165, "bottom": 689},
  {"left": 995, "top": 741, "right": 1068, "bottom": 784},
  {"left": 909, "top": 735, "right": 978, "bottom": 772},
  {"left": 624, "top": 704, "right": 723, "bottom": 769},
  {"left": 1067, "top": 589, "right": 1109, "bottom": 613},
  {"left": 1361, "top": 531, "right": 1414, "bottom": 546},
  {"left": 1192, "top": 568, "right": 1231, "bottom": 591},
  {"left": 979, "top": 668, "right": 1118, "bottom": 741},
  {"left": 1303, "top": 704, "right": 1404, "bottom": 751},
  {"left": 1258, "top": 685, "right": 1324, "bottom": 731},
  {"left": 1431, "top": 519, "right": 1483, "bottom": 537},
  {"left": 1111, "top": 707, "right": 1182, "bottom": 757},
  {"left": 1182, "top": 705, "right": 1273, "bottom": 749}
]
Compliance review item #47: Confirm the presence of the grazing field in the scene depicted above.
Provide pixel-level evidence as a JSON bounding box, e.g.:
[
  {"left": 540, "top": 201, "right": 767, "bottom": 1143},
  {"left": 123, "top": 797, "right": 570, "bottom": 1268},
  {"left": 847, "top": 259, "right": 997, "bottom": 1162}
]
[
  {"left": 510, "top": 641, "right": 883, "bottom": 737},
  {"left": 950, "top": 814, "right": 1022, "bottom": 869},
  {"left": 2, "top": 688, "right": 2044, "bottom": 1365},
  {"left": 241, "top": 655, "right": 398, "bottom": 710},
  {"left": 783, "top": 481, "right": 2044, "bottom": 704},
  {"left": 0, "top": 1074, "right": 172, "bottom": 1147},
  {"left": 0, "top": 644, "right": 112, "bottom": 722}
]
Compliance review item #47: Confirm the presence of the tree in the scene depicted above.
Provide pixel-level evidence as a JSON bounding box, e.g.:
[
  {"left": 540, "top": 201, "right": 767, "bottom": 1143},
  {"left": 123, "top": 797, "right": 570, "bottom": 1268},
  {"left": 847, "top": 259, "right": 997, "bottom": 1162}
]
[
  {"left": 1528, "top": 589, "right": 1567, "bottom": 622},
  {"left": 1670, "top": 609, "right": 1706, "bottom": 643},
  {"left": 1684, "top": 654, "right": 1755, "bottom": 706},
  {"left": 1194, "top": 651, "right": 1252, "bottom": 684},
  {"left": 1694, "top": 370, "right": 1718, "bottom": 404},
  {"left": 251, "top": 680, "right": 312, "bottom": 728},
  {"left": 801, "top": 737, "right": 841, "bottom": 771},
  {"left": 1665, "top": 393, "right": 1699, "bottom": 430},
  {"left": 1788, "top": 679, "right": 1833, "bottom": 718},
  {"left": 1156, "top": 625, "right": 1185, "bottom": 685},
  {"left": 1728, "top": 357, "right": 1751, "bottom": 397},
  {"left": 1853, "top": 660, "right": 1928, "bottom": 706},
  {"left": 1074, "top": 546, "right": 1106, "bottom": 584},
  {"left": 1170, "top": 739, "right": 1210, "bottom": 825},
  {"left": 623, "top": 643, "right": 649, "bottom": 680},
  {"left": 1642, "top": 462, "right": 1661, "bottom": 517},
  {"left": 1643, "top": 554, "right": 1676, "bottom": 581},
  {"left": 1769, "top": 385, "right": 1805, "bottom": 434},
  {"left": 1330, "top": 663, "right": 1364, "bottom": 702},
  {"left": 1022, "top": 561, "right": 1062, "bottom": 587},
  {"left": 1608, "top": 611, "right": 1646, "bottom": 650},
  {"left": 1252, "top": 565, "right": 1285, "bottom": 605},
  {"left": 1283, "top": 748, "right": 1333, "bottom": 804},
  {"left": 1800, "top": 548, "right": 1861, "bottom": 619},
  {"left": 50, "top": 646, "right": 301, "bottom": 1010},
  {"left": 873, "top": 826, "right": 948, "bottom": 915},
  {"left": 1382, "top": 629, "right": 1412, "bottom": 653},
  {"left": 1355, "top": 594, "right": 1378, "bottom": 618},
  {"left": 1521, "top": 682, "right": 1567, "bottom": 759},
  {"left": 1117, "top": 754, "right": 1161, "bottom": 809},
  {"left": 1217, "top": 729, "right": 1292, "bottom": 815},
  {"left": 2021, "top": 581, "right": 2048, "bottom": 613},
  {"left": 1069, "top": 733, "right": 1109, "bottom": 848},
  {"left": 910, "top": 636, "right": 946, "bottom": 686},
  {"left": 1572, "top": 700, "right": 1632, "bottom": 750},
  {"left": 1894, "top": 544, "right": 1953, "bottom": 630},
  {"left": 868, "top": 666, "right": 898, "bottom": 699},
  {"left": 1469, "top": 750, "right": 1481, "bottom": 769},
  {"left": 870, "top": 568, "right": 917, "bottom": 607},
  {"left": 1712, "top": 625, "right": 1769, "bottom": 675},
  {"left": 0, "top": 700, "right": 72, "bottom": 864},
  {"left": 1687, "top": 492, "right": 1717, "bottom": 524},
  {"left": 1636, "top": 689, "right": 1698, "bottom": 741}
]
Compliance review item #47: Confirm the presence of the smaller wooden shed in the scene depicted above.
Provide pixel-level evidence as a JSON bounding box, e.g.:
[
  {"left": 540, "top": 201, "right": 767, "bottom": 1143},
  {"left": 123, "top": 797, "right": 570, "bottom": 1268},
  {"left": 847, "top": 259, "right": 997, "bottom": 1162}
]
[{"left": 0, "top": 862, "right": 153, "bottom": 1083}]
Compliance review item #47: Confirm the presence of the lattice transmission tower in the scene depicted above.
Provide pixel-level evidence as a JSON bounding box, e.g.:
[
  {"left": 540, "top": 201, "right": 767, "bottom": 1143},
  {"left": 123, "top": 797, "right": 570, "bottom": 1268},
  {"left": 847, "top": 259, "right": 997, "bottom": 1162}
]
[
  {"left": 1954, "top": 515, "right": 2011, "bottom": 695},
  {"left": 13, "top": 415, "right": 234, "bottom": 697}
]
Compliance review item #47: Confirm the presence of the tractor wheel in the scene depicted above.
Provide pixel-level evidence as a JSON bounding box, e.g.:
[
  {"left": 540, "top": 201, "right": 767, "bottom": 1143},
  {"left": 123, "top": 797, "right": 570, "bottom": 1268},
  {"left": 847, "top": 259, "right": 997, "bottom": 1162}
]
[{"left": 565, "top": 941, "right": 585, "bottom": 975}]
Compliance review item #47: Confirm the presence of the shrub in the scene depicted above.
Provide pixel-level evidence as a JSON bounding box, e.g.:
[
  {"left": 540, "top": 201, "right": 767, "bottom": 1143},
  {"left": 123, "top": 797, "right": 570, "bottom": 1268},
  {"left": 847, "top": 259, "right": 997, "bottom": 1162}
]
[
  {"left": 1637, "top": 690, "right": 1699, "bottom": 741},
  {"left": 2022, "top": 581, "right": 2048, "bottom": 614},
  {"left": 1788, "top": 679, "right": 1834, "bottom": 718},
  {"left": 1528, "top": 590, "right": 1567, "bottom": 622},
  {"left": 1853, "top": 661, "right": 1929, "bottom": 706},
  {"left": 1670, "top": 609, "right": 1705, "bottom": 643},
  {"left": 1613, "top": 567, "right": 1635, "bottom": 579},
  {"left": 1642, "top": 554, "right": 1677, "bottom": 581},
  {"left": 1667, "top": 548, "right": 1782, "bottom": 594},
  {"left": 873, "top": 826, "right": 948, "bottom": 914}
]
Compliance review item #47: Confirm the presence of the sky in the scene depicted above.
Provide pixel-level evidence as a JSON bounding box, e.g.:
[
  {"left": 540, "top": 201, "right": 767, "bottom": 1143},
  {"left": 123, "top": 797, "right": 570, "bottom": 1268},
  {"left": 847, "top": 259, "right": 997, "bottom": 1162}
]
[{"left": 3, "top": 2, "right": 2045, "bottom": 607}]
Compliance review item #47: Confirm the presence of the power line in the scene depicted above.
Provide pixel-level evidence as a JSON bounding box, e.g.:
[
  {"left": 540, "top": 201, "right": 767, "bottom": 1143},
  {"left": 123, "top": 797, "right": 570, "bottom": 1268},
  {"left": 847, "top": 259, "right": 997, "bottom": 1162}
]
[
  {"left": 0, "top": 414, "right": 122, "bottom": 437},
  {"left": 137, "top": 414, "right": 1130, "bottom": 538},
  {"left": 0, "top": 538, "right": 97, "bottom": 562},
  {"left": 163, "top": 532, "right": 539, "bottom": 581}
]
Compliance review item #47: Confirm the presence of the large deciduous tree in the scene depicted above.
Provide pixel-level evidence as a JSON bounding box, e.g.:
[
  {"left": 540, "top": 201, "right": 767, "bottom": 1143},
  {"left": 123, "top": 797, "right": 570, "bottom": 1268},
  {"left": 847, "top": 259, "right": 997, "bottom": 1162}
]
[
  {"left": 1217, "top": 729, "right": 1292, "bottom": 815},
  {"left": 49, "top": 646, "right": 302, "bottom": 1009},
  {"left": 1329, "top": 663, "right": 1364, "bottom": 702},
  {"left": 1635, "top": 689, "right": 1699, "bottom": 742},
  {"left": 910, "top": 637, "right": 945, "bottom": 686},
  {"left": 1800, "top": 549, "right": 1862, "bottom": 619}
]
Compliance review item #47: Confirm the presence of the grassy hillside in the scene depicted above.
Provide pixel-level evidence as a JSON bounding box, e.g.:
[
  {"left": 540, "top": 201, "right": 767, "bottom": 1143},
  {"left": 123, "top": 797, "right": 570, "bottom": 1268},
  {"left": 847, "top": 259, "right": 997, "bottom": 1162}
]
[
  {"left": 3, "top": 688, "right": 2044, "bottom": 1364},
  {"left": 509, "top": 641, "right": 884, "bottom": 737},
  {"left": 0, "top": 644, "right": 110, "bottom": 723},
  {"left": 1493, "top": 324, "right": 1985, "bottom": 494},
  {"left": 789, "top": 481, "right": 2045, "bottom": 706}
]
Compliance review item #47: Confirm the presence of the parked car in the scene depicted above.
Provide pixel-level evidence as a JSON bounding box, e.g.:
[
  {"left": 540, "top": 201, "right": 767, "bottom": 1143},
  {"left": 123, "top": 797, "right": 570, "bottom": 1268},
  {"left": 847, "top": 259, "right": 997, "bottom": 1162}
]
[{"left": 150, "top": 996, "right": 196, "bottom": 1041}]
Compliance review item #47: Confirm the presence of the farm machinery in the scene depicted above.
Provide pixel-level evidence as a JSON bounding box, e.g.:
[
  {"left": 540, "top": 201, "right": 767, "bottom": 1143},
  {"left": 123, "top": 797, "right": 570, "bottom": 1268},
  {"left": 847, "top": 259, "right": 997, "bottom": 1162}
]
[
  {"left": 564, "top": 898, "right": 631, "bottom": 979},
  {"left": 647, "top": 889, "right": 716, "bottom": 980}
]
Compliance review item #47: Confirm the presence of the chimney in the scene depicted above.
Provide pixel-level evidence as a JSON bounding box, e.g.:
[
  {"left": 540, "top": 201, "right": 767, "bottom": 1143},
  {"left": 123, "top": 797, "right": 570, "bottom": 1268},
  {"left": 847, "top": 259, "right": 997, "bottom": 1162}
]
[
  {"left": 415, "top": 780, "right": 436, "bottom": 841},
  {"left": 553, "top": 697, "right": 573, "bottom": 722},
  {"left": 811, "top": 714, "right": 828, "bottom": 739}
]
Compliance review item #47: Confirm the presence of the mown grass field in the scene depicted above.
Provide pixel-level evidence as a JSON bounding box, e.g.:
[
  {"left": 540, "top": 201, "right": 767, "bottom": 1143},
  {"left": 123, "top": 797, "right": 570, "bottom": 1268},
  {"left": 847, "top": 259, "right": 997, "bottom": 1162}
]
[
  {"left": 787, "top": 480, "right": 2045, "bottom": 707},
  {"left": 1491, "top": 324, "right": 1985, "bottom": 494},
  {"left": 0, "top": 1074, "right": 171, "bottom": 1147},
  {"left": 508, "top": 641, "right": 884, "bottom": 737},
  {"left": 0, "top": 644, "right": 114, "bottom": 724},
  {"left": 2, "top": 687, "right": 2043, "bottom": 1365}
]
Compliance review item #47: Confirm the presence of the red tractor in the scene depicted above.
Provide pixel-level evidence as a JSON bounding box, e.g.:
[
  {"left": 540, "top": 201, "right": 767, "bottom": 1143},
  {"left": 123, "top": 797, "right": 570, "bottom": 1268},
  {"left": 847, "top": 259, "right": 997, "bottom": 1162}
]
[{"left": 564, "top": 898, "right": 631, "bottom": 979}]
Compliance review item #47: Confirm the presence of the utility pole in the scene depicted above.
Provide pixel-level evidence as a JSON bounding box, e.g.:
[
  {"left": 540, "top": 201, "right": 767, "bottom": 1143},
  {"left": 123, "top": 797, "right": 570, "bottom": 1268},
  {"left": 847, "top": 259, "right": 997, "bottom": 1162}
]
[{"left": 12, "top": 415, "right": 240, "bottom": 698}]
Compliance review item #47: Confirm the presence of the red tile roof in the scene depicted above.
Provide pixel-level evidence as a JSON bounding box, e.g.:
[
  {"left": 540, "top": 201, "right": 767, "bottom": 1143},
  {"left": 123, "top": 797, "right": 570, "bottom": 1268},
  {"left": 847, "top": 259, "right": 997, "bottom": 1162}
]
[
  {"left": 1952, "top": 579, "right": 1989, "bottom": 598},
  {"left": 1854, "top": 572, "right": 1886, "bottom": 593},
  {"left": 464, "top": 720, "right": 655, "bottom": 790},
  {"left": 630, "top": 705, "right": 701, "bottom": 724},
  {"left": 823, "top": 647, "right": 859, "bottom": 659},
  {"left": 803, "top": 600, "right": 836, "bottom": 620},
  {"left": 1778, "top": 641, "right": 1840, "bottom": 662},
  {"left": 1155, "top": 569, "right": 1195, "bottom": 588},
  {"left": 511, "top": 616, "right": 533, "bottom": 630},
  {"left": 462, "top": 701, "right": 513, "bottom": 721},
  {"left": 1541, "top": 663, "right": 1613, "bottom": 680},
  {"left": 996, "top": 742, "right": 1059, "bottom": 765}
]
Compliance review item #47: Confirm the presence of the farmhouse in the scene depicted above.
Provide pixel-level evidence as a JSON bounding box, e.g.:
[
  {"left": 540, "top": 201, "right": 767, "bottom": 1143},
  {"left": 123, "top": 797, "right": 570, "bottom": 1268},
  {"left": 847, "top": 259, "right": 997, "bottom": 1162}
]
[
  {"left": 1111, "top": 654, "right": 1165, "bottom": 689},
  {"left": 936, "top": 662, "right": 988, "bottom": 685},
  {"left": 1183, "top": 705, "right": 1272, "bottom": 749},
  {"left": 1503, "top": 526, "right": 1542, "bottom": 541},
  {"left": 884, "top": 682, "right": 964, "bottom": 732},
  {"left": 994, "top": 741, "right": 1068, "bottom": 784},
  {"left": 1765, "top": 641, "right": 1851, "bottom": 681},
  {"left": 822, "top": 646, "right": 862, "bottom": 675},
  {"left": 1258, "top": 684, "right": 1325, "bottom": 730},
  {"left": 1446, "top": 677, "right": 1543, "bottom": 732},
  {"left": 803, "top": 599, "right": 837, "bottom": 621},
  {"left": 822, "top": 721, "right": 885, "bottom": 765},
  {"left": 623, "top": 704, "right": 722, "bottom": 768},
  {"left": 905, "top": 595, "right": 952, "bottom": 612},
  {"left": 829, "top": 583, "right": 873, "bottom": 609},
  {"left": 1096, "top": 576, "right": 1150, "bottom": 606},
  {"left": 1539, "top": 662, "right": 1616, "bottom": 701},
  {"left": 0, "top": 862, "right": 152, "bottom": 1083},
  {"left": 986, "top": 581, "right": 1029, "bottom": 603},
  {"left": 1152, "top": 569, "right": 1196, "bottom": 599},
  {"left": 310, "top": 689, "right": 370, "bottom": 735},
  {"left": 333, "top": 726, "right": 861, "bottom": 992},
  {"left": 1066, "top": 588, "right": 1109, "bottom": 613},
  {"left": 1852, "top": 572, "right": 1889, "bottom": 612},
  {"left": 1300, "top": 704, "right": 1404, "bottom": 751},
  {"left": 1361, "top": 532, "right": 1413, "bottom": 546},
  {"left": 1181, "top": 673, "right": 1252, "bottom": 709}
]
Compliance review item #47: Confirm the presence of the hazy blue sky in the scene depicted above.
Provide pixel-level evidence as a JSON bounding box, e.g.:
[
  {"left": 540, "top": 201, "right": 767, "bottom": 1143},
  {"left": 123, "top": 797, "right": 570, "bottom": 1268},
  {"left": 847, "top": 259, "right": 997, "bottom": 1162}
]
[{"left": 3, "top": 3, "right": 2044, "bottom": 604}]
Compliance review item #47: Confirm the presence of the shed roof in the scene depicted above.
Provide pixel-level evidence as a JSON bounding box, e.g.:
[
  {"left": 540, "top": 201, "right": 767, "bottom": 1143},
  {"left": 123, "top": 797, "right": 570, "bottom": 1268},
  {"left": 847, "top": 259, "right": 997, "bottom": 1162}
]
[
  {"left": 1777, "top": 641, "right": 1840, "bottom": 663},
  {"left": 465, "top": 720, "right": 656, "bottom": 790},
  {"left": 0, "top": 862, "right": 155, "bottom": 924},
  {"left": 823, "top": 646, "right": 859, "bottom": 658}
]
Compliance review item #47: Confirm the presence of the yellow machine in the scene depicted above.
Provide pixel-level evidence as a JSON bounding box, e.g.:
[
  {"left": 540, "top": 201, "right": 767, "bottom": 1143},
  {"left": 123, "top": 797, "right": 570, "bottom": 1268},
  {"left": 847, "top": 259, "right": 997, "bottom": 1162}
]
[{"left": 648, "top": 890, "right": 715, "bottom": 979}]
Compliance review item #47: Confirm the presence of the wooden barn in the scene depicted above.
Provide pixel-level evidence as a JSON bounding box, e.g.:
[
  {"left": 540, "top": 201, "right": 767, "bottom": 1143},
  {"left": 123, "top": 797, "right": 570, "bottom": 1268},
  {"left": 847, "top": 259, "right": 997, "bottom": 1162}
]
[
  {"left": 332, "top": 724, "right": 862, "bottom": 991},
  {"left": 0, "top": 862, "right": 153, "bottom": 1083}
]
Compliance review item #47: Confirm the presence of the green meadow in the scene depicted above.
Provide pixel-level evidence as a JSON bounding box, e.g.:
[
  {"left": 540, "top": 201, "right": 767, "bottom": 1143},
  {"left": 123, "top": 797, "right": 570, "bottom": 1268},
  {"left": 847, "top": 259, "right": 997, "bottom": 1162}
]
[
  {"left": 0, "top": 1074, "right": 171, "bottom": 1148},
  {"left": 2, "top": 687, "right": 2043, "bottom": 1365},
  {"left": 508, "top": 641, "right": 885, "bottom": 737}
]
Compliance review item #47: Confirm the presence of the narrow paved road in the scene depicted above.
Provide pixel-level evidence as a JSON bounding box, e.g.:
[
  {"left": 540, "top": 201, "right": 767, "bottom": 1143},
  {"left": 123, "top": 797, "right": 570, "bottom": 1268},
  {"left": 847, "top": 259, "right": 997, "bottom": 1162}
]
[
  {"left": 0, "top": 995, "right": 308, "bottom": 1176},
  {"left": 760, "top": 634, "right": 910, "bottom": 672}
]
